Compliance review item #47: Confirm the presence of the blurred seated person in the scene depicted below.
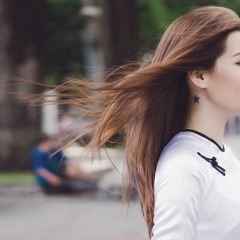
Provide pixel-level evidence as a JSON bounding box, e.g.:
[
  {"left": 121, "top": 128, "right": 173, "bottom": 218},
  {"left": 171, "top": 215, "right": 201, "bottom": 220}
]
[{"left": 31, "top": 134, "right": 100, "bottom": 194}]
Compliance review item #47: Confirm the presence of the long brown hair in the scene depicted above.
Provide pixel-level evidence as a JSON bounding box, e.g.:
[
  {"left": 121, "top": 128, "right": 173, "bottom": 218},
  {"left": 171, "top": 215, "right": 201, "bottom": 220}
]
[{"left": 29, "top": 5, "right": 240, "bottom": 238}]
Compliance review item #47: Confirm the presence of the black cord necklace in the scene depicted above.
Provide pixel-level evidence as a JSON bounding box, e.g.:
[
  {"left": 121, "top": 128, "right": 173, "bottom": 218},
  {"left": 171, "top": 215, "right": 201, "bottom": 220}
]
[{"left": 197, "top": 151, "right": 226, "bottom": 176}]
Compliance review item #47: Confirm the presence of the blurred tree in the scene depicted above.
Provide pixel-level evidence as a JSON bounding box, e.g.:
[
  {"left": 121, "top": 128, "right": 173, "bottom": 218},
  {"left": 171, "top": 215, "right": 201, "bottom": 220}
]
[
  {"left": 138, "top": 0, "right": 219, "bottom": 48},
  {"left": 0, "top": 0, "right": 47, "bottom": 170},
  {"left": 45, "top": 0, "right": 240, "bottom": 83},
  {"left": 46, "top": 0, "right": 84, "bottom": 84},
  {"left": 102, "top": 0, "right": 139, "bottom": 71}
]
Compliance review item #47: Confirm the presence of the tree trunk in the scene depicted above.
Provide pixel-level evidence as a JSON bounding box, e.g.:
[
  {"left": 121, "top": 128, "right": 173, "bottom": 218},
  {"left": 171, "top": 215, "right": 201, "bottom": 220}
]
[
  {"left": 0, "top": 0, "right": 47, "bottom": 170},
  {"left": 101, "top": 0, "right": 139, "bottom": 144},
  {"left": 102, "top": 0, "right": 139, "bottom": 70}
]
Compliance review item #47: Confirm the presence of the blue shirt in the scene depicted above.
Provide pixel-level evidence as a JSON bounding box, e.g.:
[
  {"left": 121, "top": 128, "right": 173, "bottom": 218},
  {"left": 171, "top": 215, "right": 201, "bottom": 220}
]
[{"left": 31, "top": 147, "right": 67, "bottom": 187}]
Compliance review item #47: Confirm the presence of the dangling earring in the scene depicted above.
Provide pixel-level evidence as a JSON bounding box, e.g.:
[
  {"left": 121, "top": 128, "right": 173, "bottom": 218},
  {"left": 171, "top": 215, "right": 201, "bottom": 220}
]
[
  {"left": 193, "top": 94, "right": 200, "bottom": 104},
  {"left": 192, "top": 73, "right": 202, "bottom": 104}
]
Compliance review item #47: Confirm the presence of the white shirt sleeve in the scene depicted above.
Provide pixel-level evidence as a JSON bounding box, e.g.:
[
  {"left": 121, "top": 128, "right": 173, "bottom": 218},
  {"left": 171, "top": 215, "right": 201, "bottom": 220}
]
[{"left": 152, "top": 153, "right": 206, "bottom": 240}]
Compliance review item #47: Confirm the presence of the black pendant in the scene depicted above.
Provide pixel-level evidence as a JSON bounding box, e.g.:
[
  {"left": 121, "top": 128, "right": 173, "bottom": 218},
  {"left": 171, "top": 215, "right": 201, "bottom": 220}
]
[{"left": 193, "top": 95, "right": 200, "bottom": 104}]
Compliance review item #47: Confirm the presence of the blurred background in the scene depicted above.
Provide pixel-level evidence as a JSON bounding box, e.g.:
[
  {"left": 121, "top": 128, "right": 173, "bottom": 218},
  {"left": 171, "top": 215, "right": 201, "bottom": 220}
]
[{"left": 1, "top": 1, "right": 240, "bottom": 240}]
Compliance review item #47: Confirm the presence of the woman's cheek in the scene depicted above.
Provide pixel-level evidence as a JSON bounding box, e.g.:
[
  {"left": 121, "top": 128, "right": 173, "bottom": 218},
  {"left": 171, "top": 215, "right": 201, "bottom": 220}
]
[
  {"left": 211, "top": 59, "right": 240, "bottom": 112},
  {"left": 208, "top": 80, "right": 237, "bottom": 112},
  {"left": 220, "top": 83, "right": 240, "bottom": 112},
  {"left": 224, "top": 70, "right": 240, "bottom": 111}
]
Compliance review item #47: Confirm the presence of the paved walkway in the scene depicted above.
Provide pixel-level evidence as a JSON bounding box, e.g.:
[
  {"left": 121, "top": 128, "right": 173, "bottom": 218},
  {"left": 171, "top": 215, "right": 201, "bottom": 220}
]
[
  {"left": 0, "top": 145, "right": 148, "bottom": 240},
  {"left": 1, "top": 134, "right": 240, "bottom": 240},
  {"left": 0, "top": 190, "right": 147, "bottom": 240}
]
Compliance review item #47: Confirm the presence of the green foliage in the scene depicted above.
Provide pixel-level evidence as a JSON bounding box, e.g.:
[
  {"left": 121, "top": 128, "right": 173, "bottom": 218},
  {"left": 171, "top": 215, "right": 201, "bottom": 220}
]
[
  {"left": 93, "top": 0, "right": 102, "bottom": 6},
  {"left": 137, "top": 0, "right": 239, "bottom": 47},
  {"left": 217, "top": 0, "right": 240, "bottom": 14},
  {"left": 45, "top": 0, "right": 84, "bottom": 84},
  {"left": 137, "top": 0, "right": 164, "bottom": 47},
  {"left": 48, "top": 0, "right": 81, "bottom": 28}
]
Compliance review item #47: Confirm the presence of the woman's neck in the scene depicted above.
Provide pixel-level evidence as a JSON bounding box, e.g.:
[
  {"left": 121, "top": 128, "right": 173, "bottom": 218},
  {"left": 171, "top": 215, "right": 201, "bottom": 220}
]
[{"left": 185, "top": 103, "right": 229, "bottom": 149}]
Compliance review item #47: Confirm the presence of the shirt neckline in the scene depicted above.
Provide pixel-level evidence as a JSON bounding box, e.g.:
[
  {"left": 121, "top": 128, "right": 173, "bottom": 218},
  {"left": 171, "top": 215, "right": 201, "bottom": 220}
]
[{"left": 177, "top": 128, "right": 225, "bottom": 152}]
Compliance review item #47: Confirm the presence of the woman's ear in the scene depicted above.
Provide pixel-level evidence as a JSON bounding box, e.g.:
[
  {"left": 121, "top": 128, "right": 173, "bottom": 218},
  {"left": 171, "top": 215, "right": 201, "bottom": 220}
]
[{"left": 187, "top": 70, "right": 208, "bottom": 89}]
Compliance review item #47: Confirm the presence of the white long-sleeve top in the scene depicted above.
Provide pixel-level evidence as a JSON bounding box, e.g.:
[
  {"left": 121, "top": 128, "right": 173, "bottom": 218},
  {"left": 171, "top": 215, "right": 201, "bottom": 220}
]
[{"left": 152, "top": 128, "right": 240, "bottom": 240}]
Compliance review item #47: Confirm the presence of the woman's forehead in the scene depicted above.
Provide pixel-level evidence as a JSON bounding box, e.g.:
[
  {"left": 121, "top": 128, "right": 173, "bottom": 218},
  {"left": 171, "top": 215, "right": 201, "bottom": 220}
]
[{"left": 222, "top": 31, "right": 240, "bottom": 57}]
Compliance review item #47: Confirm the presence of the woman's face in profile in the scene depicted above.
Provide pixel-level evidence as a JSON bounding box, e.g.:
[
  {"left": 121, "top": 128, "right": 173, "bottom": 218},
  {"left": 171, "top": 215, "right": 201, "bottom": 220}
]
[{"left": 206, "top": 31, "right": 240, "bottom": 114}]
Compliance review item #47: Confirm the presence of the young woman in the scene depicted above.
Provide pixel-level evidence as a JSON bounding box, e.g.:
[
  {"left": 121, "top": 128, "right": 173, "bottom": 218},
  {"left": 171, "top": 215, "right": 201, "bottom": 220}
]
[{"left": 46, "top": 5, "right": 240, "bottom": 239}]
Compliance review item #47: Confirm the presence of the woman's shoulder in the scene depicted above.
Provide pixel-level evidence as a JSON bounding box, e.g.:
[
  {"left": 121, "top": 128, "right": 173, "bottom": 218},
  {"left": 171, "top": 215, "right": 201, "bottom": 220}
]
[
  {"left": 157, "top": 143, "right": 204, "bottom": 174},
  {"left": 155, "top": 135, "right": 212, "bottom": 186},
  {"left": 158, "top": 133, "right": 204, "bottom": 163}
]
